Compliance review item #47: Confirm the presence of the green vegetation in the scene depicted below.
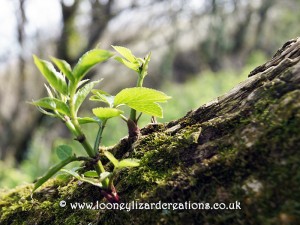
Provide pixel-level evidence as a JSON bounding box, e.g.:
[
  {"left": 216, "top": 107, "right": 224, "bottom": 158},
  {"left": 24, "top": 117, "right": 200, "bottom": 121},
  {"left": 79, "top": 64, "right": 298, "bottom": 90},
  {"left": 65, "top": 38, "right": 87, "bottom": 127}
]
[{"left": 27, "top": 46, "right": 170, "bottom": 202}]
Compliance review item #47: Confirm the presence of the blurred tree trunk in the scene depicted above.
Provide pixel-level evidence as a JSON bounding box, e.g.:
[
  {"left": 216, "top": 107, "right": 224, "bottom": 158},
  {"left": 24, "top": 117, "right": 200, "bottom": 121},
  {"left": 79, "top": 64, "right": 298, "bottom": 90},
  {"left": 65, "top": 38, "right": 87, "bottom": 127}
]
[
  {"left": 0, "top": 0, "right": 29, "bottom": 161},
  {"left": 0, "top": 0, "right": 116, "bottom": 162}
]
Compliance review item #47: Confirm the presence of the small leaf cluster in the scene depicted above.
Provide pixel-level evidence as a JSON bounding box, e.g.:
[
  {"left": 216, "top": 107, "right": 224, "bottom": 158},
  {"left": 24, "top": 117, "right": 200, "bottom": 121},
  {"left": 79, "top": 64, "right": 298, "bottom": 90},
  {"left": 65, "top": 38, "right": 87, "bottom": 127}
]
[{"left": 30, "top": 46, "right": 171, "bottom": 202}]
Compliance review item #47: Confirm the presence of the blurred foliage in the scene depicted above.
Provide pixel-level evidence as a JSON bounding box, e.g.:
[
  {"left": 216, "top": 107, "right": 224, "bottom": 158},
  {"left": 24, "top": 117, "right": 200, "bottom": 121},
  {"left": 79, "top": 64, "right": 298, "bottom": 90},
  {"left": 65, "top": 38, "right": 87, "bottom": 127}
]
[{"left": 0, "top": 50, "right": 267, "bottom": 188}]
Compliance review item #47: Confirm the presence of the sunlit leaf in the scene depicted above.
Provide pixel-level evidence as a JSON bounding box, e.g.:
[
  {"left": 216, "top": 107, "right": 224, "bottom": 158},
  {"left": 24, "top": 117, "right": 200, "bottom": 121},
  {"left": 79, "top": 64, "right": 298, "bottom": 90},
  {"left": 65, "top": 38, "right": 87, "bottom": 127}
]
[
  {"left": 33, "top": 55, "right": 68, "bottom": 95},
  {"left": 103, "top": 151, "right": 119, "bottom": 167},
  {"left": 92, "top": 107, "right": 123, "bottom": 120},
  {"left": 56, "top": 145, "right": 73, "bottom": 161},
  {"left": 114, "top": 87, "right": 171, "bottom": 117},
  {"left": 74, "top": 80, "right": 102, "bottom": 113},
  {"left": 114, "top": 56, "right": 140, "bottom": 72},
  {"left": 112, "top": 45, "right": 137, "bottom": 63},
  {"left": 117, "top": 158, "right": 140, "bottom": 169},
  {"left": 73, "top": 49, "right": 113, "bottom": 81},
  {"left": 31, "top": 97, "right": 70, "bottom": 116},
  {"left": 51, "top": 57, "right": 74, "bottom": 83},
  {"left": 90, "top": 89, "right": 115, "bottom": 107},
  {"left": 140, "top": 52, "right": 151, "bottom": 78}
]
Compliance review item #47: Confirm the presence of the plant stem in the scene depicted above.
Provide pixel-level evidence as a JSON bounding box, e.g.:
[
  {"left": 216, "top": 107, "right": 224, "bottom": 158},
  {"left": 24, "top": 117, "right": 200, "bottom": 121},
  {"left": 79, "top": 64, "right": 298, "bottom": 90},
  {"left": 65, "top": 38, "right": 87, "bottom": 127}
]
[
  {"left": 130, "top": 71, "right": 144, "bottom": 122},
  {"left": 33, "top": 155, "right": 88, "bottom": 193},
  {"left": 67, "top": 82, "right": 109, "bottom": 188},
  {"left": 64, "top": 116, "right": 94, "bottom": 157},
  {"left": 94, "top": 119, "right": 107, "bottom": 155}
]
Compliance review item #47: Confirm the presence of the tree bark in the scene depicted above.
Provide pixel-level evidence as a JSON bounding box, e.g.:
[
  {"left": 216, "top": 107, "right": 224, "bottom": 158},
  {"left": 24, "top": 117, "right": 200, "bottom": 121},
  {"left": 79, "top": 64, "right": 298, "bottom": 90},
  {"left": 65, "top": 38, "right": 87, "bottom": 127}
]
[{"left": 1, "top": 38, "right": 300, "bottom": 224}]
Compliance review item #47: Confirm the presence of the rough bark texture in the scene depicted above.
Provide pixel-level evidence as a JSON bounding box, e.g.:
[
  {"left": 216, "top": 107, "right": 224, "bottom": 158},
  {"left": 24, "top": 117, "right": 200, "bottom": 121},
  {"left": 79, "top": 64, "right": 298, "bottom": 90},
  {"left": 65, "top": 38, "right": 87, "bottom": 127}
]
[{"left": 1, "top": 38, "right": 300, "bottom": 225}]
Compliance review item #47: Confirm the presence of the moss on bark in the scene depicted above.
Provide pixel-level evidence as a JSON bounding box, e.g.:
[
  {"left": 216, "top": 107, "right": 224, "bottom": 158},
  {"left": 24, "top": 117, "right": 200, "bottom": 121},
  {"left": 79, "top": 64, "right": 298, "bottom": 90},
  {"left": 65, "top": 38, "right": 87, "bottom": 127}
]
[{"left": 1, "top": 38, "right": 300, "bottom": 225}]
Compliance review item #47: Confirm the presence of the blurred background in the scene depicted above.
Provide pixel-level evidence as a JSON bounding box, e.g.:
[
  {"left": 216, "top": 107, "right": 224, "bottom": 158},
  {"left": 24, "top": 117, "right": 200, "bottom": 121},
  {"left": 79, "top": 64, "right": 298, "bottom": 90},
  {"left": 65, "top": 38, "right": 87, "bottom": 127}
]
[{"left": 0, "top": 0, "right": 299, "bottom": 188}]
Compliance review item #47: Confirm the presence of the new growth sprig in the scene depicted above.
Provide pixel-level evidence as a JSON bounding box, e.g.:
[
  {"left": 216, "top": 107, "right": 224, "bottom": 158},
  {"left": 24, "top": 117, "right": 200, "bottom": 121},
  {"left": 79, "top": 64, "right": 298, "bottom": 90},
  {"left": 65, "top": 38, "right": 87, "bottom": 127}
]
[{"left": 30, "top": 46, "right": 171, "bottom": 202}]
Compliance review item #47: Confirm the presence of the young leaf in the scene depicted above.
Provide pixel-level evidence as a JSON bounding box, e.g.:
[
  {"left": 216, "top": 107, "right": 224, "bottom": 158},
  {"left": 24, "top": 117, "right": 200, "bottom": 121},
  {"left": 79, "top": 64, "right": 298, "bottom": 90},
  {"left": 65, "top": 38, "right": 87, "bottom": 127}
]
[
  {"left": 56, "top": 145, "right": 73, "bottom": 161},
  {"left": 44, "top": 84, "right": 54, "bottom": 98},
  {"left": 112, "top": 46, "right": 137, "bottom": 62},
  {"left": 117, "top": 158, "right": 140, "bottom": 169},
  {"left": 114, "top": 56, "right": 140, "bottom": 72},
  {"left": 32, "top": 156, "right": 76, "bottom": 193},
  {"left": 33, "top": 55, "right": 68, "bottom": 95},
  {"left": 84, "top": 170, "right": 99, "bottom": 178},
  {"left": 92, "top": 107, "right": 123, "bottom": 120},
  {"left": 36, "top": 106, "right": 57, "bottom": 117},
  {"left": 114, "top": 87, "right": 171, "bottom": 117},
  {"left": 98, "top": 171, "right": 111, "bottom": 182},
  {"left": 103, "top": 151, "right": 119, "bottom": 167},
  {"left": 51, "top": 57, "right": 74, "bottom": 83},
  {"left": 140, "top": 52, "right": 151, "bottom": 78},
  {"left": 90, "top": 89, "right": 115, "bottom": 107},
  {"left": 31, "top": 97, "right": 70, "bottom": 116},
  {"left": 74, "top": 80, "right": 102, "bottom": 113},
  {"left": 72, "top": 49, "right": 113, "bottom": 81},
  {"left": 83, "top": 171, "right": 111, "bottom": 180},
  {"left": 62, "top": 169, "right": 111, "bottom": 187}
]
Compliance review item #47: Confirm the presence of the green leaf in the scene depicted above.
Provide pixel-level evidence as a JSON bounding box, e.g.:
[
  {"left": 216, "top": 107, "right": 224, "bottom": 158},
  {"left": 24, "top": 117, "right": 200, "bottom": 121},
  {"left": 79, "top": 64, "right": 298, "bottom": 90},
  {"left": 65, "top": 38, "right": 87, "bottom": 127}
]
[
  {"left": 114, "top": 56, "right": 140, "bottom": 72},
  {"left": 31, "top": 97, "right": 70, "bottom": 116},
  {"left": 140, "top": 52, "right": 151, "bottom": 78},
  {"left": 36, "top": 106, "right": 57, "bottom": 117},
  {"left": 73, "top": 49, "right": 114, "bottom": 81},
  {"left": 90, "top": 89, "right": 115, "bottom": 107},
  {"left": 33, "top": 55, "right": 68, "bottom": 95},
  {"left": 83, "top": 170, "right": 98, "bottom": 178},
  {"left": 103, "top": 151, "right": 119, "bottom": 167},
  {"left": 61, "top": 169, "right": 82, "bottom": 180},
  {"left": 83, "top": 171, "right": 111, "bottom": 181},
  {"left": 98, "top": 172, "right": 111, "bottom": 182},
  {"left": 117, "top": 158, "right": 140, "bottom": 169},
  {"left": 74, "top": 80, "right": 102, "bottom": 113},
  {"left": 51, "top": 57, "right": 74, "bottom": 83},
  {"left": 44, "top": 84, "right": 54, "bottom": 98},
  {"left": 92, "top": 107, "right": 123, "bottom": 120},
  {"left": 62, "top": 169, "right": 111, "bottom": 187},
  {"left": 32, "top": 156, "right": 76, "bottom": 193},
  {"left": 77, "top": 79, "right": 90, "bottom": 88},
  {"left": 56, "top": 145, "right": 73, "bottom": 161},
  {"left": 114, "top": 87, "right": 171, "bottom": 117},
  {"left": 77, "top": 117, "right": 100, "bottom": 124},
  {"left": 112, "top": 46, "right": 137, "bottom": 63}
]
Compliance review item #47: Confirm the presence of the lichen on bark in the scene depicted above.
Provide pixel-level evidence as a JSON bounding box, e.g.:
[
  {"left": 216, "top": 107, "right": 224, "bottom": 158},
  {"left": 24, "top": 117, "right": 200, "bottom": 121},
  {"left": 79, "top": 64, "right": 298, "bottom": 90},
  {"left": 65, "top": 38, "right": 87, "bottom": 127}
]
[{"left": 1, "top": 37, "right": 300, "bottom": 225}]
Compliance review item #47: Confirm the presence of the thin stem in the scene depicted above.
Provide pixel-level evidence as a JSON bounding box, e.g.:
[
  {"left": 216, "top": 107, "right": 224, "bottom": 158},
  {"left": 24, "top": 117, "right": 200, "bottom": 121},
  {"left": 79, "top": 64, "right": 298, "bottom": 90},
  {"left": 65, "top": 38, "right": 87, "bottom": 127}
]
[
  {"left": 94, "top": 119, "right": 107, "bottom": 155},
  {"left": 136, "top": 112, "right": 143, "bottom": 123},
  {"left": 130, "top": 72, "right": 144, "bottom": 122},
  {"left": 120, "top": 114, "right": 128, "bottom": 122},
  {"left": 33, "top": 155, "right": 90, "bottom": 193},
  {"left": 64, "top": 116, "right": 94, "bottom": 157}
]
